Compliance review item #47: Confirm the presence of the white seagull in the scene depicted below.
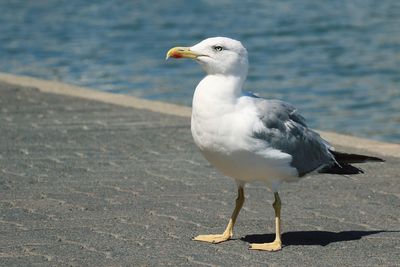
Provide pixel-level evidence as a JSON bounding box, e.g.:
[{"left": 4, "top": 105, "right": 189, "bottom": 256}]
[{"left": 166, "top": 37, "right": 383, "bottom": 251}]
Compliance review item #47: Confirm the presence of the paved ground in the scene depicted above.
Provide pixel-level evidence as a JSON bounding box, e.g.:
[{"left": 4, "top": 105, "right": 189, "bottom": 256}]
[{"left": 0, "top": 81, "right": 399, "bottom": 266}]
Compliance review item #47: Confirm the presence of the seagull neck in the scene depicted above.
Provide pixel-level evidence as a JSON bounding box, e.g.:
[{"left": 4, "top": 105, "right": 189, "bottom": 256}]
[{"left": 198, "top": 74, "right": 245, "bottom": 100}]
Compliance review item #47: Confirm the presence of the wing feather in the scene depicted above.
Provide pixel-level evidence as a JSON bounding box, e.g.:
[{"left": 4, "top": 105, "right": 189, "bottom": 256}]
[{"left": 253, "top": 99, "right": 335, "bottom": 176}]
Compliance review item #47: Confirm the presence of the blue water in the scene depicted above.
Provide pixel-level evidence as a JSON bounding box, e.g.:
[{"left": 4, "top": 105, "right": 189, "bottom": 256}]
[{"left": 0, "top": 0, "right": 399, "bottom": 142}]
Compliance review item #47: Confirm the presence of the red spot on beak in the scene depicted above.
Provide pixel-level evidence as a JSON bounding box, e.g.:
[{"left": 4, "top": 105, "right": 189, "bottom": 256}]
[{"left": 170, "top": 51, "right": 183, "bottom": 58}]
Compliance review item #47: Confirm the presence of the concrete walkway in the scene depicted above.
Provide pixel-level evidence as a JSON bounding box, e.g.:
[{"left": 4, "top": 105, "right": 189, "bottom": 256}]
[{"left": 0, "top": 79, "right": 399, "bottom": 266}]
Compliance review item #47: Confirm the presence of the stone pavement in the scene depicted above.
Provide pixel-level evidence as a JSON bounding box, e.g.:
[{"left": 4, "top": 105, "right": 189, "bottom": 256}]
[{"left": 0, "top": 81, "right": 399, "bottom": 266}]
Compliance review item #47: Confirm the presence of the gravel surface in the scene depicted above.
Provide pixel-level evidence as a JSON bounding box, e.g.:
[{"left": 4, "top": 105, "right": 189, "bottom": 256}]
[{"left": 1, "top": 82, "right": 399, "bottom": 266}]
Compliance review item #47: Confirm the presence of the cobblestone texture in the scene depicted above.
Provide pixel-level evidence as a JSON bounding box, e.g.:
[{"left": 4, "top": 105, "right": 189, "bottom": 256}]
[{"left": 0, "top": 82, "right": 399, "bottom": 266}]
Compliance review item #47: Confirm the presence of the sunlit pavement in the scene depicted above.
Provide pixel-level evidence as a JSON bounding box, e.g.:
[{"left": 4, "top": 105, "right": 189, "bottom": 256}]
[{"left": 1, "top": 82, "right": 399, "bottom": 266}]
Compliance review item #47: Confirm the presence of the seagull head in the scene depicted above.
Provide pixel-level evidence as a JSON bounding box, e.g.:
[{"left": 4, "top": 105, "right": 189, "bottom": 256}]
[{"left": 166, "top": 37, "right": 248, "bottom": 77}]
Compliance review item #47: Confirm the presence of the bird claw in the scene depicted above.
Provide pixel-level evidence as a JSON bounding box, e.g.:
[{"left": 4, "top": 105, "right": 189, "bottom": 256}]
[
  {"left": 192, "top": 233, "right": 231, "bottom": 244},
  {"left": 249, "top": 240, "right": 282, "bottom": 251}
]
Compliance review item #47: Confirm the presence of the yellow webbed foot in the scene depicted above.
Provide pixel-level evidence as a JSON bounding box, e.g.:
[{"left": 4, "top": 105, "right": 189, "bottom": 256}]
[
  {"left": 192, "top": 233, "right": 231, "bottom": 244},
  {"left": 249, "top": 240, "right": 282, "bottom": 251},
  {"left": 192, "top": 187, "right": 244, "bottom": 245}
]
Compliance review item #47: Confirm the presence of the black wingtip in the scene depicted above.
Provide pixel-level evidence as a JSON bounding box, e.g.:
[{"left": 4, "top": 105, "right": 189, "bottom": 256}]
[
  {"left": 319, "top": 163, "right": 364, "bottom": 175},
  {"left": 370, "top": 156, "right": 385, "bottom": 162},
  {"left": 330, "top": 150, "right": 384, "bottom": 164}
]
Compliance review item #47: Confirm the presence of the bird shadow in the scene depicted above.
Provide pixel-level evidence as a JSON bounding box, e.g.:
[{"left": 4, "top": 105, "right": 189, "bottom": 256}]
[{"left": 241, "top": 230, "right": 398, "bottom": 247}]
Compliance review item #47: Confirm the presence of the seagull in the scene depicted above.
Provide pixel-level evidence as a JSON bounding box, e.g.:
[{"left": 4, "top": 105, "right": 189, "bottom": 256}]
[{"left": 166, "top": 37, "right": 383, "bottom": 251}]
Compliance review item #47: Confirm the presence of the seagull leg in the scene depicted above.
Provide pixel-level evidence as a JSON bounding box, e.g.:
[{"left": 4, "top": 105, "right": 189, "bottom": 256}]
[
  {"left": 193, "top": 186, "right": 244, "bottom": 244},
  {"left": 250, "top": 192, "right": 282, "bottom": 251}
]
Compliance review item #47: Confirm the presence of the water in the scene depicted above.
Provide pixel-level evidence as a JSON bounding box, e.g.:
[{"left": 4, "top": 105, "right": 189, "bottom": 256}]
[{"left": 0, "top": 0, "right": 399, "bottom": 143}]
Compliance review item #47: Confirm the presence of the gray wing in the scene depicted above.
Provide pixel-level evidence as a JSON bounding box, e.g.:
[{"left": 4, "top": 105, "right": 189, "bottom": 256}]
[{"left": 253, "top": 99, "right": 335, "bottom": 176}]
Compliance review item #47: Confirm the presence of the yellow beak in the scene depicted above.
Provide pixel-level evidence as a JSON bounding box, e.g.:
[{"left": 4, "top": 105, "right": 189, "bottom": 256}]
[{"left": 166, "top": 47, "right": 202, "bottom": 60}]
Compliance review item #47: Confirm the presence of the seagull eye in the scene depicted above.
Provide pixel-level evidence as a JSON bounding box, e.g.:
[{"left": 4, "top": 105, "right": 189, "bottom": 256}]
[{"left": 213, "top": 45, "right": 224, "bottom": 52}]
